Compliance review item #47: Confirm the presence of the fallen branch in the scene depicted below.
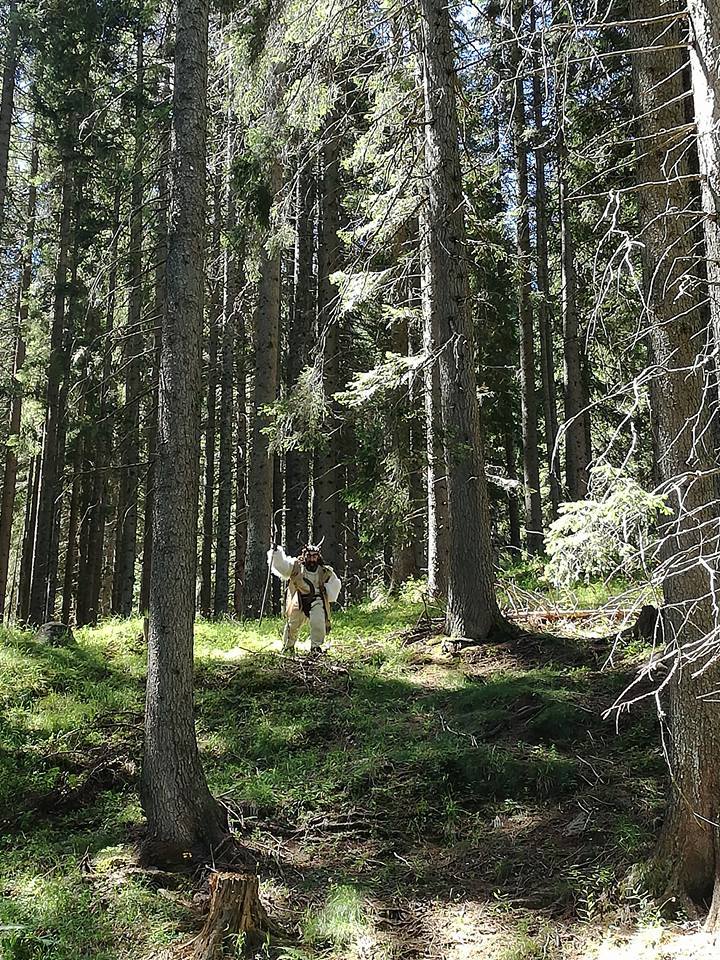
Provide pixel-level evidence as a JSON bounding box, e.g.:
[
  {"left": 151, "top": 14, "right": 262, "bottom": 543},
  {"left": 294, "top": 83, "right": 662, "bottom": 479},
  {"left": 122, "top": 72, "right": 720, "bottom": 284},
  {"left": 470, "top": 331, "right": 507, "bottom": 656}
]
[{"left": 508, "top": 607, "right": 636, "bottom": 622}]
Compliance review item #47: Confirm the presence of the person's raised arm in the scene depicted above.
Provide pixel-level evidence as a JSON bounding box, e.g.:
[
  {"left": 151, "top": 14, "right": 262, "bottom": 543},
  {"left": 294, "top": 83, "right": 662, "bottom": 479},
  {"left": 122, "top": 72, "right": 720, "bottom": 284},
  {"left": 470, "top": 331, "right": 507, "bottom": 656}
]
[
  {"left": 267, "top": 544, "right": 295, "bottom": 580},
  {"left": 325, "top": 568, "right": 342, "bottom": 603}
]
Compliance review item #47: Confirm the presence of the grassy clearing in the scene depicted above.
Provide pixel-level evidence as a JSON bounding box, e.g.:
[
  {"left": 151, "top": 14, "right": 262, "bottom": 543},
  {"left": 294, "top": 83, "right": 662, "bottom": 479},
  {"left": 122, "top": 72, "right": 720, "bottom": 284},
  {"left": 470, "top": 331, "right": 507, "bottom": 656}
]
[{"left": 0, "top": 589, "right": 674, "bottom": 959}]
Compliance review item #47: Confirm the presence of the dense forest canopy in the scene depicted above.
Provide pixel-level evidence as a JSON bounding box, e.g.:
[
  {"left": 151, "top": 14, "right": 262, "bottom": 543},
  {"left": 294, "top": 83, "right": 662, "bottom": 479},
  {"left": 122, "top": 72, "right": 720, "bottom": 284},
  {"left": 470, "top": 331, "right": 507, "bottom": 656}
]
[{"left": 2, "top": 0, "right": 720, "bottom": 953}]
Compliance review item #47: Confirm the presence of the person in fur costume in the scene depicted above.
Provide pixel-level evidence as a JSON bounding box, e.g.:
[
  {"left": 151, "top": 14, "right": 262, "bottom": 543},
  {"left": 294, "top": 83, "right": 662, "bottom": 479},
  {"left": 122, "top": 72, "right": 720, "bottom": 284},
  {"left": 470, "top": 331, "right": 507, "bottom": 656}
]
[{"left": 267, "top": 542, "right": 342, "bottom": 653}]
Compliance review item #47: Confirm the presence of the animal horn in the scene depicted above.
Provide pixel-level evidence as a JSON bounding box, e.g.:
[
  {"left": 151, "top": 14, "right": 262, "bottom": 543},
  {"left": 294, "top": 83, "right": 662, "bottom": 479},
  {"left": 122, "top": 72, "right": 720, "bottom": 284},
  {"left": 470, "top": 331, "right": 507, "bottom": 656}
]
[{"left": 316, "top": 536, "right": 325, "bottom": 548}]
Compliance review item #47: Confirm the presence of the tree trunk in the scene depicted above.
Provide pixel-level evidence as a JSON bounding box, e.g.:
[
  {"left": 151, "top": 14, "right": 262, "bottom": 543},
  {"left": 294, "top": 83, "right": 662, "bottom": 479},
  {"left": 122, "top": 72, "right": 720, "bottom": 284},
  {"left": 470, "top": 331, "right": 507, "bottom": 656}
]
[
  {"left": 390, "top": 312, "right": 419, "bottom": 589},
  {"left": 630, "top": 0, "right": 720, "bottom": 914},
  {"left": 214, "top": 96, "right": 237, "bottom": 619},
  {"left": 687, "top": 0, "right": 720, "bottom": 406},
  {"left": 0, "top": 0, "right": 18, "bottom": 235},
  {"left": 504, "top": 426, "right": 522, "bottom": 550},
  {"left": 141, "top": 0, "right": 227, "bottom": 862},
  {"left": 234, "top": 278, "right": 247, "bottom": 617},
  {"left": 0, "top": 137, "right": 37, "bottom": 619},
  {"left": 314, "top": 133, "right": 343, "bottom": 551},
  {"left": 558, "top": 131, "right": 590, "bottom": 500},
  {"left": 61, "top": 436, "right": 82, "bottom": 625},
  {"left": 139, "top": 95, "right": 169, "bottom": 618},
  {"left": 17, "top": 455, "right": 38, "bottom": 623},
  {"left": 420, "top": 215, "right": 450, "bottom": 599},
  {"left": 27, "top": 156, "right": 74, "bottom": 626},
  {"left": 200, "top": 179, "right": 220, "bottom": 619},
  {"left": 418, "top": 0, "right": 507, "bottom": 639},
  {"left": 243, "top": 197, "right": 281, "bottom": 617},
  {"left": 531, "top": 5, "right": 560, "bottom": 520},
  {"left": 511, "top": 5, "right": 544, "bottom": 554},
  {"left": 0, "top": 5, "right": 20, "bottom": 614},
  {"left": 76, "top": 184, "right": 121, "bottom": 626},
  {"left": 112, "top": 29, "right": 144, "bottom": 617},
  {"left": 285, "top": 155, "right": 314, "bottom": 551}
]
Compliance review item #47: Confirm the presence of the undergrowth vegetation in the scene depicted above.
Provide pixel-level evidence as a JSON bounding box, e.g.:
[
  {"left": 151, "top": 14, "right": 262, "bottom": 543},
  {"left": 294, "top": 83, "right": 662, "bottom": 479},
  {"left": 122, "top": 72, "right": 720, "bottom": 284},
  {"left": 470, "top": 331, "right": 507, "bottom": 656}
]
[{"left": 0, "top": 587, "right": 667, "bottom": 959}]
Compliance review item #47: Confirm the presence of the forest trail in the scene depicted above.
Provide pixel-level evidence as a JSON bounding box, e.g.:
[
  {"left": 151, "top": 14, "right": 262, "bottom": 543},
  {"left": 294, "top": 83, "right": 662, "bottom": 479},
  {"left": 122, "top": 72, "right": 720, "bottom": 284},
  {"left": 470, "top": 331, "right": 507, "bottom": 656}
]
[{"left": 1, "top": 594, "right": 713, "bottom": 959}]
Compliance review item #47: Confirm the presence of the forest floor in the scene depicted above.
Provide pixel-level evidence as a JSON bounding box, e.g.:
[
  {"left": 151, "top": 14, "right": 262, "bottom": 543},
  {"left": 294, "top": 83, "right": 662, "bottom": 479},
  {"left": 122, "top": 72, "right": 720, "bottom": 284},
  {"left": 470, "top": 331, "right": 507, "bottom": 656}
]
[{"left": 0, "top": 578, "right": 716, "bottom": 959}]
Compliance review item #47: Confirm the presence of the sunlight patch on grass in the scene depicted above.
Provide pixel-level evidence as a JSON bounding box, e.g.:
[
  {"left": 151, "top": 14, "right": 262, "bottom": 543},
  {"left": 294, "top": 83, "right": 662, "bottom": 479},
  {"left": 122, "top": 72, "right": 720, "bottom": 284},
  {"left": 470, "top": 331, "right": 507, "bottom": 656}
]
[
  {"left": 585, "top": 924, "right": 714, "bottom": 960},
  {"left": 303, "top": 884, "right": 373, "bottom": 950}
]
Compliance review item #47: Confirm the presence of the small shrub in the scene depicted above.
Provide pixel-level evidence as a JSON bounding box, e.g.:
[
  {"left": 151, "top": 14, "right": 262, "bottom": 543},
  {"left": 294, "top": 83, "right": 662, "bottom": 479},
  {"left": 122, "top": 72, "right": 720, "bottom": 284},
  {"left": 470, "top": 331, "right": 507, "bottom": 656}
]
[{"left": 545, "top": 465, "right": 669, "bottom": 588}]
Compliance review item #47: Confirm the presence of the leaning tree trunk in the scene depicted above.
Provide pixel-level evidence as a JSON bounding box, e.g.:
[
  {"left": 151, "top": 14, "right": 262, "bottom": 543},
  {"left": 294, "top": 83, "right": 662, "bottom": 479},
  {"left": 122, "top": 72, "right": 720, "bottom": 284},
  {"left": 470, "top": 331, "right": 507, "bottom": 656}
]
[
  {"left": 631, "top": 0, "right": 720, "bottom": 915},
  {"left": 418, "top": 0, "right": 507, "bottom": 639},
  {"left": 141, "top": 0, "right": 227, "bottom": 863},
  {"left": 243, "top": 164, "right": 282, "bottom": 618},
  {"left": 0, "top": 138, "right": 37, "bottom": 620}
]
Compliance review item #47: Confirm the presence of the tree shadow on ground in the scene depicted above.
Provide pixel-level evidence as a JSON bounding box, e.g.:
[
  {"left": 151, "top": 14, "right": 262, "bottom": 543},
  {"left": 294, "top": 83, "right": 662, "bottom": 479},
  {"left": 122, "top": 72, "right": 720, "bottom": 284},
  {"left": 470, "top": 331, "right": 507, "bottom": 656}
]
[
  {"left": 0, "top": 620, "right": 663, "bottom": 959},
  {"left": 192, "top": 633, "right": 663, "bottom": 957}
]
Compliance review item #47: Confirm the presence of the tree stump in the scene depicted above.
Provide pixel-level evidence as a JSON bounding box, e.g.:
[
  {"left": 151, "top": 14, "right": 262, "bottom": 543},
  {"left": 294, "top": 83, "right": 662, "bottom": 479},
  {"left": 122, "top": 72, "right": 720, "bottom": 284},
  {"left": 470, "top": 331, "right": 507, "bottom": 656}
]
[
  {"left": 37, "top": 622, "right": 75, "bottom": 646},
  {"left": 190, "top": 872, "right": 269, "bottom": 959}
]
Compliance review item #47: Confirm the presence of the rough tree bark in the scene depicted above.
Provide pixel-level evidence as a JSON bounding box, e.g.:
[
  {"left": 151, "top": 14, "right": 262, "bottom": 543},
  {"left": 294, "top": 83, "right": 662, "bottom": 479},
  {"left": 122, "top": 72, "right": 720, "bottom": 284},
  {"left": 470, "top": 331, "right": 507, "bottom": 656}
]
[
  {"left": 631, "top": 0, "right": 720, "bottom": 917},
  {"left": 418, "top": 0, "right": 507, "bottom": 639},
  {"left": 141, "top": 0, "right": 227, "bottom": 862}
]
